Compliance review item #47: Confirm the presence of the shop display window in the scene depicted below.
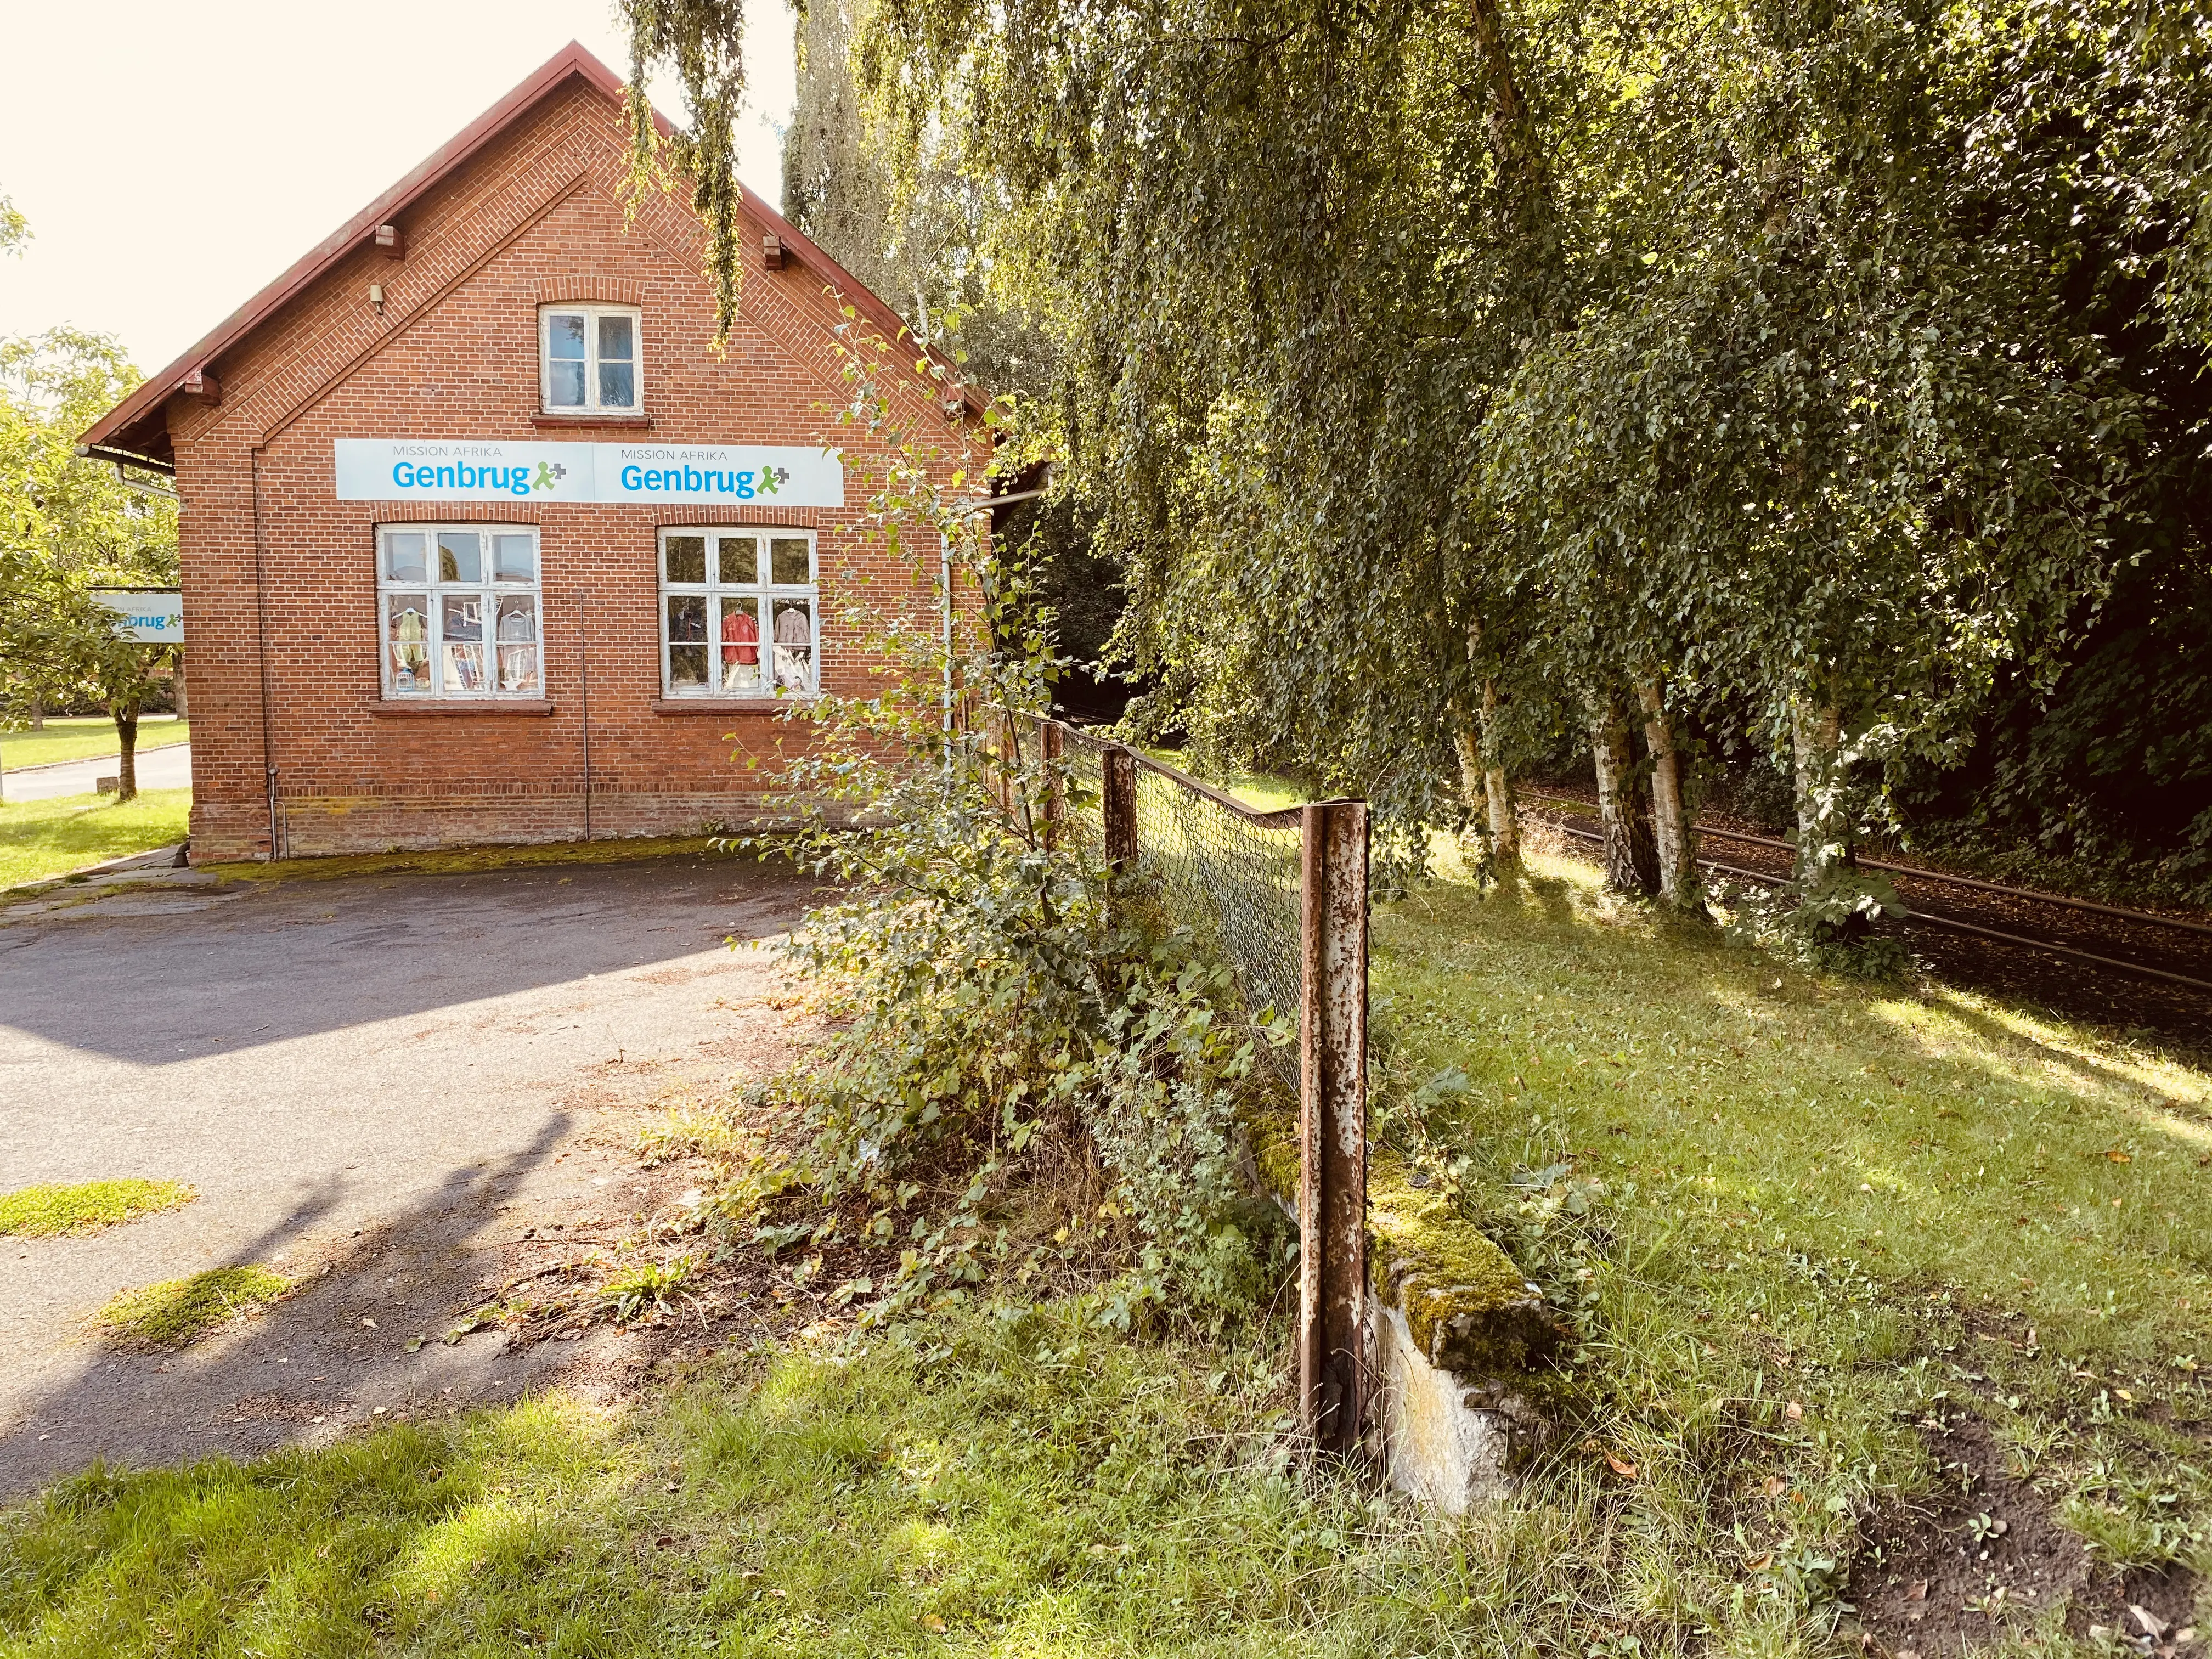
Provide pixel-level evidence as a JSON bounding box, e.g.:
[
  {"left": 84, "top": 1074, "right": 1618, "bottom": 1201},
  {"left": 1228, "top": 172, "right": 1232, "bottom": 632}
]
[
  {"left": 659, "top": 528, "right": 817, "bottom": 697},
  {"left": 379, "top": 524, "right": 541, "bottom": 698},
  {"left": 539, "top": 304, "right": 641, "bottom": 413}
]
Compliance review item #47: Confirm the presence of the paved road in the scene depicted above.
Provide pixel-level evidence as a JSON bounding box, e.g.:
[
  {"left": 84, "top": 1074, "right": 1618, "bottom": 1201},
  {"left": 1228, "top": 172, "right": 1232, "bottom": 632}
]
[
  {"left": 1, "top": 742, "right": 193, "bottom": 803},
  {"left": 0, "top": 853, "right": 818, "bottom": 1493}
]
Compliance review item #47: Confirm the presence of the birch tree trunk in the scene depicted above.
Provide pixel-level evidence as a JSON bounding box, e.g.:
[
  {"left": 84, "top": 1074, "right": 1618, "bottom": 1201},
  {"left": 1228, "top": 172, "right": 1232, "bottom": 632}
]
[
  {"left": 1636, "top": 678, "right": 1697, "bottom": 910},
  {"left": 113, "top": 706, "right": 139, "bottom": 803},
  {"left": 1480, "top": 679, "right": 1520, "bottom": 870},
  {"left": 1587, "top": 690, "right": 1657, "bottom": 895},
  {"left": 1453, "top": 721, "right": 1493, "bottom": 867},
  {"left": 1790, "top": 695, "right": 1844, "bottom": 882}
]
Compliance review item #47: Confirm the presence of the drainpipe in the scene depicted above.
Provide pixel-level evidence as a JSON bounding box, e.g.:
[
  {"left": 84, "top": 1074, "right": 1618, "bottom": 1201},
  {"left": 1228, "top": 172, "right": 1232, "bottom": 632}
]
[{"left": 250, "top": 445, "right": 279, "bottom": 859}]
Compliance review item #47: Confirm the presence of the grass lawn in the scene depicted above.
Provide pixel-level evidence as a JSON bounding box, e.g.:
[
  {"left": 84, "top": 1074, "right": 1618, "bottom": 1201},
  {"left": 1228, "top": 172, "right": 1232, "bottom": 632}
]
[
  {"left": 1369, "top": 839, "right": 2211, "bottom": 1646},
  {"left": 1, "top": 1308, "right": 1498, "bottom": 1657},
  {"left": 0, "top": 1181, "right": 194, "bottom": 1238},
  {"left": 0, "top": 788, "right": 190, "bottom": 888},
  {"left": 0, "top": 716, "right": 188, "bottom": 772}
]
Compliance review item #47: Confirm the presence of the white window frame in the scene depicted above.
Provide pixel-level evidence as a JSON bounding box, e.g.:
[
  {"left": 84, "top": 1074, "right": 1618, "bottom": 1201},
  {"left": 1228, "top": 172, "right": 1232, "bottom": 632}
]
[
  {"left": 657, "top": 527, "right": 820, "bottom": 699},
  {"left": 538, "top": 303, "right": 642, "bottom": 414},
  {"left": 377, "top": 523, "right": 545, "bottom": 699}
]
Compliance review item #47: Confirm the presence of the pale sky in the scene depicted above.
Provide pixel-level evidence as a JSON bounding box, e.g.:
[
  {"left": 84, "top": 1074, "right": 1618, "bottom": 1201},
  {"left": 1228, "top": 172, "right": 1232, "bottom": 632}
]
[{"left": 0, "top": 1, "right": 797, "bottom": 376}]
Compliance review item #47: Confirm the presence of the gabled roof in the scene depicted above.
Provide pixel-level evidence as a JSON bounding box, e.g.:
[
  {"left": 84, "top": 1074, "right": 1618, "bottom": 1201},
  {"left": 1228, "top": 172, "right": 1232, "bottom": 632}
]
[{"left": 82, "top": 41, "right": 981, "bottom": 466}]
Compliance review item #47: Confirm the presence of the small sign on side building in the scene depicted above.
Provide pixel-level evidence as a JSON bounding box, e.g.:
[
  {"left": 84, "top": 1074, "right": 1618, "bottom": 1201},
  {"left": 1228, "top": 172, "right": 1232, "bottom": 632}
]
[{"left": 91, "top": 589, "right": 184, "bottom": 642}]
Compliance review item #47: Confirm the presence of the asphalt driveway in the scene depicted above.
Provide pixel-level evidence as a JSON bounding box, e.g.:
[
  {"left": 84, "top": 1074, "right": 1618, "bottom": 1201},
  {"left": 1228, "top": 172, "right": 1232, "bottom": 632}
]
[{"left": 0, "top": 852, "right": 820, "bottom": 1494}]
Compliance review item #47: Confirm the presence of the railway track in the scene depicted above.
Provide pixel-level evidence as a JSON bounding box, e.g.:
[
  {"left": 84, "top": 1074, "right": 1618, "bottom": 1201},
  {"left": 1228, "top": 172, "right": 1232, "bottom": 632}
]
[{"left": 1516, "top": 789, "right": 2212, "bottom": 1000}]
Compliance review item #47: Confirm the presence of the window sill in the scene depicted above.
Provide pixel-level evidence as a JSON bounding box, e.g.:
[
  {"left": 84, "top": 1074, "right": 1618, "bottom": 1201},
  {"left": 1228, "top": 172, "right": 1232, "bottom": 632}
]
[
  {"left": 650, "top": 697, "right": 816, "bottom": 715},
  {"left": 530, "top": 411, "right": 651, "bottom": 428},
  {"left": 372, "top": 698, "right": 557, "bottom": 717}
]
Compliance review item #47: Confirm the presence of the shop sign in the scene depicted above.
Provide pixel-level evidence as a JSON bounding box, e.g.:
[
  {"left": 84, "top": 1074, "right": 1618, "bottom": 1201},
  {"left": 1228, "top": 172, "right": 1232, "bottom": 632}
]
[
  {"left": 332, "top": 440, "right": 844, "bottom": 507},
  {"left": 91, "top": 588, "right": 184, "bottom": 642}
]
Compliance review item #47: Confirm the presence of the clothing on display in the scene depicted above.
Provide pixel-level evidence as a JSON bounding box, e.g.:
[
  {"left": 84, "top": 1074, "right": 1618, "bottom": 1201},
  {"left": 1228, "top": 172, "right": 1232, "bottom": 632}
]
[{"left": 772, "top": 602, "right": 812, "bottom": 690}]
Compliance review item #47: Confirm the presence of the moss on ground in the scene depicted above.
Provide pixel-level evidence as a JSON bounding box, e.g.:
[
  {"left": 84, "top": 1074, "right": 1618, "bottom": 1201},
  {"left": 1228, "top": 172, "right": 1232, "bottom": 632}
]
[
  {"left": 92, "top": 1266, "right": 290, "bottom": 1347},
  {"left": 0, "top": 1180, "right": 194, "bottom": 1238},
  {"left": 207, "top": 836, "right": 737, "bottom": 883},
  {"left": 1243, "top": 1104, "right": 1557, "bottom": 1375}
]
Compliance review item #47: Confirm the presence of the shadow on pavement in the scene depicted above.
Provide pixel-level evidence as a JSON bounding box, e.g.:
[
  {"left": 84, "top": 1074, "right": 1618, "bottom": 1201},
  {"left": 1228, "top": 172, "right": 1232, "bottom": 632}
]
[
  {"left": 0, "top": 854, "right": 820, "bottom": 1064},
  {"left": 0, "top": 1112, "right": 584, "bottom": 1498}
]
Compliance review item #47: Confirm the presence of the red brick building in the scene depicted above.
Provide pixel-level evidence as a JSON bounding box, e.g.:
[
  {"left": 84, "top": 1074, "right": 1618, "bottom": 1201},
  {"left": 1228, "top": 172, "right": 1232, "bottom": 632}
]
[{"left": 81, "top": 42, "right": 985, "bottom": 862}]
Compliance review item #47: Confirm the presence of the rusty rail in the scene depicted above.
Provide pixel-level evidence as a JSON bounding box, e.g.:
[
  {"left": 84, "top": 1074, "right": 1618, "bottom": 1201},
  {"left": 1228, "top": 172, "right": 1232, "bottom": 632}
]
[
  {"left": 1530, "top": 814, "right": 2212, "bottom": 995},
  {"left": 1517, "top": 788, "right": 2212, "bottom": 940}
]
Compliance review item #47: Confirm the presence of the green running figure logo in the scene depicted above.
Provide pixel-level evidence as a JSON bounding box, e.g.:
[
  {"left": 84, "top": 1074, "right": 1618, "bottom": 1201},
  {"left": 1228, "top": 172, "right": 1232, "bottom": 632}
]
[{"left": 532, "top": 460, "right": 568, "bottom": 493}]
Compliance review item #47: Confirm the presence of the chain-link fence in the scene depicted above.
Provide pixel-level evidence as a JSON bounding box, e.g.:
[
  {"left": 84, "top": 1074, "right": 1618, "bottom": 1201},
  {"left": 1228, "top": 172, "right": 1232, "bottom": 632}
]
[
  {"left": 1017, "top": 720, "right": 1303, "bottom": 1084},
  {"left": 985, "top": 707, "right": 1370, "bottom": 1452}
]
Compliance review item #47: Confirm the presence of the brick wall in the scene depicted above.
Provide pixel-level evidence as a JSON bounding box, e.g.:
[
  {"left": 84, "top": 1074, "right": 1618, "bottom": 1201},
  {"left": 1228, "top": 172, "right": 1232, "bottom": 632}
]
[{"left": 170, "top": 76, "right": 985, "bottom": 862}]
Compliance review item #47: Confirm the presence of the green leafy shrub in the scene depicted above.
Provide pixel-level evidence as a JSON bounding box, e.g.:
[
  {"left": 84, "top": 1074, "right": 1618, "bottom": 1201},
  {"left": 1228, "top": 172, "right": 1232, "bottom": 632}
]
[{"left": 725, "top": 346, "right": 1287, "bottom": 1324}]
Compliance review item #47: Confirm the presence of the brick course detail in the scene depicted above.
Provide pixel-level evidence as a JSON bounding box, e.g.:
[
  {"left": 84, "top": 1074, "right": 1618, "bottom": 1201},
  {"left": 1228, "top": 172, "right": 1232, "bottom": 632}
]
[{"left": 104, "top": 50, "right": 981, "bottom": 862}]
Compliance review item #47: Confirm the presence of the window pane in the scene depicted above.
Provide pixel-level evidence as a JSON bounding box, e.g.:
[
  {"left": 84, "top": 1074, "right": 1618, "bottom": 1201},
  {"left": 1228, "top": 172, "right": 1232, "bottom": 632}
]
[
  {"left": 383, "top": 531, "right": 427, "bottom": 584},
  {"left": 598, "top": 361, "right": 636, "bottom": 408},
  {"left": 441, "top": 594, "right": 486, "bottom": 692},
  {"left": 720, "top": 596, "right": 762, "bottom": 691},
  {"left": 771, "top": 597, "right": 813, "bottom": 691},
  {"left": 495, "top": 595, "right": 537, "bottom": 643},
  {"left": 665, "top": 594, "right": 707, "bottom": 642},
  {"left": 548, "top": 360, "right": 585, "bottom": 407},
  {"left": 438, "top": 532, "right": 481, "bottom": 584},
  {"left": 770, "top": 537, "right": 811, "bottom": 584},
  {"left": 669, "top": 644, "right": 710, "bottom": 689},
  {"left": 548, "top": 313, "right": 586, "bottom": 358},
  {"left": 717, "top": 534, "right": 759, "bottom": 584},
  {"left": 498, "top": 645, "right": 540, "bottom": 693},
  {"left": 493, "top": 533, "right": 535, "bottom": 582},
  {"left": 663, "top": 535, "right": 707, "bottom": 584},
  {"left": 597, "top": 313, "right": 634, "bottom": 361},
  {"left": 386, "top": 594, "right": 430, "bottom": 693}
]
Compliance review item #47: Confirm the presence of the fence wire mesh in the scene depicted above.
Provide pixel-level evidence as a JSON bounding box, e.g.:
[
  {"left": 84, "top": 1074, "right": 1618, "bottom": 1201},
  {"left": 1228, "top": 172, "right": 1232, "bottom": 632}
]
[
  {"left": 1132, "top": 765, "right": 1303, "bottom": 1087},
  {"left": 1027, "top": 719, "right": 1302, "bottom": 1090}
]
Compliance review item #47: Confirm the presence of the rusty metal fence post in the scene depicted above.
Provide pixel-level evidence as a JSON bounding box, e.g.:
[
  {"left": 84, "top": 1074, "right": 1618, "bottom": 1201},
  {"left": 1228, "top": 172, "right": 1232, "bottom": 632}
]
[
  {"left": 1299, "top": 799, "right": 1369, "bottom": 1454},
  {"left": 1101, "top": 744, "right": 1138, "bottom": 872},
  {"left": 991, "top": 715, "right": 1368, "bottom": 1457},
  {"left": 1039, "top": 719, "right": 1064, "bottom": 847}
]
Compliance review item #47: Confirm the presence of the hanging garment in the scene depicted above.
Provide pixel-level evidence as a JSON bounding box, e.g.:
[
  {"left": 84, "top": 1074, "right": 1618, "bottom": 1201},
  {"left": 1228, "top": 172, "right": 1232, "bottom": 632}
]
[
  {"left": 721, "top": 606, "right": 759, "bottom": 666},
  {"left": 772, "top": 605, "right": 811, "bottom": 689}
]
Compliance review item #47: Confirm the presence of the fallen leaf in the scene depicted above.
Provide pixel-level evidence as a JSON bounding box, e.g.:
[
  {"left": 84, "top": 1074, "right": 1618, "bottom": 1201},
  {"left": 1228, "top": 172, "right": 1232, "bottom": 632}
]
[
  {"left": 1764, "top": 1475, "right": 1788, "bottom": 1497},
  {"left": 1605, "top": 1454, "right": 1638, "bottom": 1480},
  {"left": 360, "top": 1318, "right": 377, "bottom": 1329},
  {"left": 1907, "top": 1579, "right": 1927, "bottom": 1602},
  {"left": 920, "top": 1613, "right": 946, "bottom": 1632},
  {"left": 2130, "top": 1605, "right": 2169, "bottom": 1639},
  {"left": 1746, "top": 1553, "right": 1773, "bottom": 1571},
  {"left": 1784, "top": 1401, "right": 1804, "bottom": 1420},
  {"left": 2106, "top": 1150, "right": 2132, "bottom": 1164},
  {"left": 655, "top": 1534, "right": 675, "bottom": 1549}
]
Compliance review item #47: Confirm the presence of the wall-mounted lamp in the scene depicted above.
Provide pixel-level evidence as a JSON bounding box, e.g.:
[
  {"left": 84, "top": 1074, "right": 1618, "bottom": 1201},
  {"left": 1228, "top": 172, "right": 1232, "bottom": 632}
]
[{"left": 369, "top": 284, "right": 386, "bottom": 315}]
